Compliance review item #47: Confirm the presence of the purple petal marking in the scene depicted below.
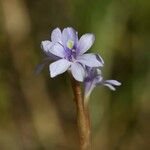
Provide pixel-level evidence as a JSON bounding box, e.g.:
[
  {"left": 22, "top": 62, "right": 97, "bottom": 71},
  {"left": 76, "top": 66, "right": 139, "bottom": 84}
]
[
  {"left": 96, "top": 54, "right": 104, "bottom": 65},
  {"left": 49, "top": 43, "right": 65, "bottom": 58},
  {"left": 77, "top": 53, "right": 103, "bottom": 67},
  {"left": 70, "top": 62, "right": 85, "bottom": 82},
  {"left": 51, "top": 28, "right": 62, "bottom": 43},
  {"left": 77, "top": 33, "right": 95, "bottom": 55},
  {"left": 49, "top": 59, "right": 71, "bottom": 78},
  {"left": 41, "top": 40, "right": 53, "bottom": 53}
]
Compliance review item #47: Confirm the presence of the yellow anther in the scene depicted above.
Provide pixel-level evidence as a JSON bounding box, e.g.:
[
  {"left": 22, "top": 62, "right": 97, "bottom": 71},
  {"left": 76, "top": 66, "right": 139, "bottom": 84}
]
[{"left": 67, "top": 40, "right": 74, "bottom": 49}]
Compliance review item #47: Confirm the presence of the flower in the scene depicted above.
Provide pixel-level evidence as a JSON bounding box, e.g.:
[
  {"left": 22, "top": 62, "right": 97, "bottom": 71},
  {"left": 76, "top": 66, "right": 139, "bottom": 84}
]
[
  {"left": 84, "top": 67, "right": 121, "bottom": 100},
  {"left": 41, "top": 27, "right": 104, "bottom": 82}
]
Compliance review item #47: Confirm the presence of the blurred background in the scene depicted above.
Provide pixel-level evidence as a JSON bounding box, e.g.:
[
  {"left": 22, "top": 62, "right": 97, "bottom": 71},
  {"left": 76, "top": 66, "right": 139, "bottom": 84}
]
[{"left": 0, "top": 0, "right": 150, "bottom": 149}]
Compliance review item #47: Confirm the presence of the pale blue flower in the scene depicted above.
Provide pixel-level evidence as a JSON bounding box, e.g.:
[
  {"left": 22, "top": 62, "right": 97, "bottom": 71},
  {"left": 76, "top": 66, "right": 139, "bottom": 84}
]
[
  {"left": 84, "top": 67, "right": 121, "bottom": 99},
  {"left": 40, "top": 27, "right": 104, "bottom": 81}
]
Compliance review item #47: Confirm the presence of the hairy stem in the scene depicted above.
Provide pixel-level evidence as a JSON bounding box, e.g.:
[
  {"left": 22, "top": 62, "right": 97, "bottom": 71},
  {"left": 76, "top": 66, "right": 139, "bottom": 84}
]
[{"left": 70, "top": 77, "right": 91, "bottom": 150}]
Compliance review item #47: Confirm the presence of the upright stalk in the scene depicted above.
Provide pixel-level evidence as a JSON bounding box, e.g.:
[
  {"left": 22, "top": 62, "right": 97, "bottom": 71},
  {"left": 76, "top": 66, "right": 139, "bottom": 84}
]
[{"left": 70, "top": 76, "right": 91, "bottom": 150}]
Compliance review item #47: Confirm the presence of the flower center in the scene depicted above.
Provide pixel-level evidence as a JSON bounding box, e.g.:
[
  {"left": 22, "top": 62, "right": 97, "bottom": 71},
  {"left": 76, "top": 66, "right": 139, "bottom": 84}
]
[{"left": 67, "top": 40, "right": 74, "bottom": 49}]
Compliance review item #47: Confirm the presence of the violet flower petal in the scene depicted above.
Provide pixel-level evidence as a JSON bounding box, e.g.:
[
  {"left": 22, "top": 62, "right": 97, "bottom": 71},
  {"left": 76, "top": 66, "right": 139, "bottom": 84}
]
[
  {"left": 77, "top": 34, "right": 95, "bottom": 55},
  {"left": 49, "top": 59, "right": 71, "bottom": 78},
  {"left": 62, "top": 27, "right": 78, "bottom": 48},
  {"left": 84, "top": 67, "right": 121, "bottom": 99},
  {"left": 70, "top": 62, "right": 85, "bottom": 82},
  {"left": 84, "top": 75, "right": 103, "bottom": 99},
  {"left": 103, "top": 80, "right": 121, "bottom": 91},
  {"left": 84, "top": 81, "right": 95, "bottom": 99},
  {"left": 41, "top": 40, "right": 53, "bottom": 53},
  {"left": 105, "top": 80, "right": 121, "bottom": 86},
  {"left": 49, "top": 43, "right": 65, "bottom": 58},
  {"left": 35, "top": 63, "right": 46, "bottom": 75},
  {"left": 103, "top": 83, "right": 116, "bottom": 91},
  {"left": 77, "top": 54, "right": 103, "bottom": 67},
  {"left": 51, "top": 28, "right": 62, "bottom": 43},
  {"left": 97, "top": 54, "right": 104, "bottom": 65}
]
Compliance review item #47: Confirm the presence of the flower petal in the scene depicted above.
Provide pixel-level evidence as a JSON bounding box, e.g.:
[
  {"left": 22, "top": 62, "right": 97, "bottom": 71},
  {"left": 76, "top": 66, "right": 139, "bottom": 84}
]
[
  {"left": 35, "top": 63, "right": 46, "bottom": 75},
  {"left": 103, "top": 80, "right": 121, "bottom": 91},
  {"left": 97, "top": 54, "right": 104, "bottom": 65},
  {"left": 62, "top": 27, "right": 78, "bottom": 47},
  {"left": 49, "top": 59, "right": 71, "bottom": 78},
  {"left": 41, "top": 40, "right": 53, "bottom": 53},
  {"left": 77, "top": 33, "right": 95, "bottom": 55},
  {"left": 105, "top": 80, "right": 121, "bottom": 86},
  {"left": 77, "top": 54, "right": 103, "bottom": 67},
  {"left": 71, "top": 63, "right": 85, "bottom": 82},
  {"left": 49, "top": 43, "right": 65, "bottom": 58},
  {"left": 84, "top": 76, "right": 102, "bottom": 100},
  {"left": 51, "top": 28, "right": 62, "bottom": 43},
  {"left": 103, "top": 84, "right": 116, "bottom": 91},
  {"left": 84, "top": 81, "right": 95, "bottom": 100}
]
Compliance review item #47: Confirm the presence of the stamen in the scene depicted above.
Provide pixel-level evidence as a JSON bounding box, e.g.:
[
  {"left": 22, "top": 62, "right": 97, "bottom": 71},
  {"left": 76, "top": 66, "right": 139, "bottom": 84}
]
[{"left": 67, "top": 40, "right": 74, "bottom": 49}]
